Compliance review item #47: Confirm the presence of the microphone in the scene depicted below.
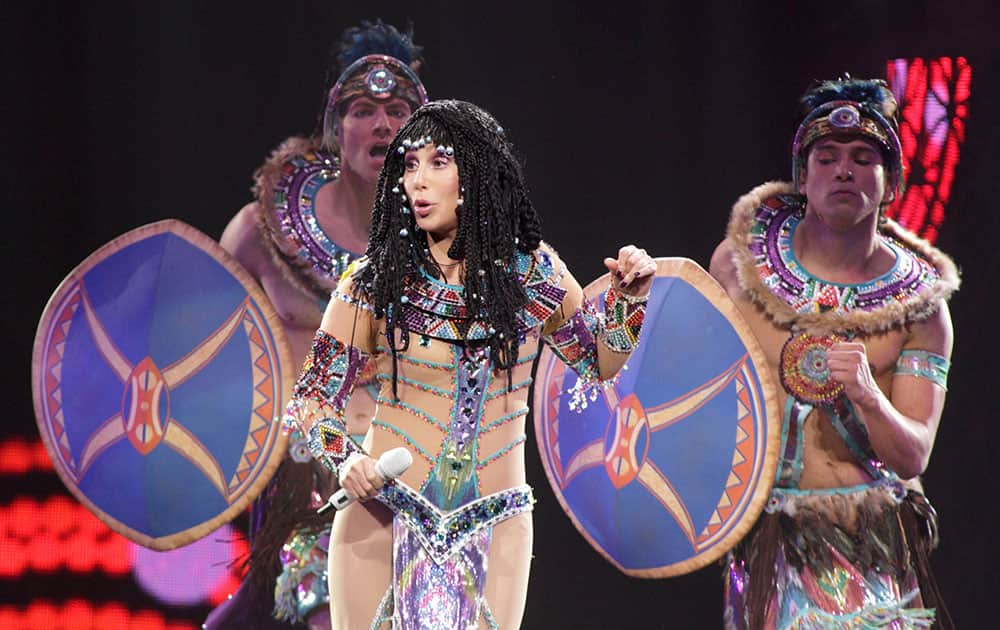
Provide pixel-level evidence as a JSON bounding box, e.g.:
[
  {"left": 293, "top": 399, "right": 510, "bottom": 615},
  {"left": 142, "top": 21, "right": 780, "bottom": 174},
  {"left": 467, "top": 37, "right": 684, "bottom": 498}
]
[{"left": 317, "top": 447, "right": 413, "bottom": 514}]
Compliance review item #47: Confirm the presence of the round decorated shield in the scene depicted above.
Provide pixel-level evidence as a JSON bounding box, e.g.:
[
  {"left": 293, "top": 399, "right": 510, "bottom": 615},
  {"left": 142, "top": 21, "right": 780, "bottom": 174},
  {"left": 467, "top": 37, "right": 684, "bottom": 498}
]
[
  {"left": 32, "top": 220, "right": 293, "bottom": 550},
  {"left": 533, "top": 258, "right": 781, "bottom": 577}
]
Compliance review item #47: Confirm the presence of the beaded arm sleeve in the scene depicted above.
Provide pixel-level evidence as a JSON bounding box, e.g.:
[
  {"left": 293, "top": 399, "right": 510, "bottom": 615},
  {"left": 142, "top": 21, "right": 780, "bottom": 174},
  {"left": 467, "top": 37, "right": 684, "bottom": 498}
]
[
  {"left": 283, "top": 329, "right": 370, "bottom": 475},
  {"left": 543, "top": 284, "right": 647, "bottom": 410}
]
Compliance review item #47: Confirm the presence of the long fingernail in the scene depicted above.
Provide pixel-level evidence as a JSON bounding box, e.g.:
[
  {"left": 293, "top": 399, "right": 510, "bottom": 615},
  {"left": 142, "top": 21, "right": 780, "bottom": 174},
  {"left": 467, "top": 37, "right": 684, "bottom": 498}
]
[
  {"left": 615, "top": 270, "right": 623, "bottom": 279},
  {"left": 619, "top": 280, "right": 627, "bottom": 288}
]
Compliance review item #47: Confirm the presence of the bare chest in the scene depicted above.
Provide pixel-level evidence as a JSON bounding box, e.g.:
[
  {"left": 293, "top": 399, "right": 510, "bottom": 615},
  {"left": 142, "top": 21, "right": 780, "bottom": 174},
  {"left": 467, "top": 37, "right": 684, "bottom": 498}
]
[
  {"left": 728, "top": 288, "right": 909, "bottom": 487},
  {"left": 257, "top": 266, "right": 324, "bottom": 362}
]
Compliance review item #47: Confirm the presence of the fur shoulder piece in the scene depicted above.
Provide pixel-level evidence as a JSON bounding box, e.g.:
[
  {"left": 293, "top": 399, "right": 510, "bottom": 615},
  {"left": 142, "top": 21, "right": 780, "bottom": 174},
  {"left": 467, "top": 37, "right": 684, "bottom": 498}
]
[
  {"left": 251, "top": 136, "right": 357, "bottom": 302},
  {"left": 726, "top": 181, "right": 960, "bottom": 335}
]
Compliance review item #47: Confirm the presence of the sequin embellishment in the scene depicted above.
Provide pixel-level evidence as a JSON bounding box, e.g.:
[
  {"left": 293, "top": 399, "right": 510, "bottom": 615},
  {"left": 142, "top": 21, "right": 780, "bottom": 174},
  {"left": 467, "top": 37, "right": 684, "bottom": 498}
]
[
  {"left": 273, "top": 150, "right": 360, "bottom": 280},
  {"left": 749, "top": 196, "right": 940, "bottom": 316},
  {"left": 779, "top": 333, "right": 844, "bottom": 405},
  {"left": 378, "top": 481, "right": 534, "bottom": 565}
]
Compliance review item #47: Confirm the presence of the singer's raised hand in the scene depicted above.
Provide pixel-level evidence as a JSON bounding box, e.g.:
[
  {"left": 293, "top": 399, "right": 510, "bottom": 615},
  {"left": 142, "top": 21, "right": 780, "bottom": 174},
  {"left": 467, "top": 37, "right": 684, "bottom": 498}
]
[{"left": 338, "top": 454, "right": 384, "bottom": 501}]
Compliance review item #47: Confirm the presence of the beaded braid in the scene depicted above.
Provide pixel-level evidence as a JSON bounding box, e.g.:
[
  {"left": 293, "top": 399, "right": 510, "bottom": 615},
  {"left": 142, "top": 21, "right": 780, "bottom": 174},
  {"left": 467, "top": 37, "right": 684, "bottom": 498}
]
[{"left": 355, "top": 100, "right": 543, "bottom": 397}]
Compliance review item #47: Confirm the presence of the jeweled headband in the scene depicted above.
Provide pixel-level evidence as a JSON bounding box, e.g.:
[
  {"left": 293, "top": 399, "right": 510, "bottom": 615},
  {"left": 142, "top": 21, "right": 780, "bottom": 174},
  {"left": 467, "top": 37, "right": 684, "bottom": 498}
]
[
  {"left": 322, "top": 54, "right": 429, "bottom": 144},
  {"left": 791, "top": 99, "right": 903, "bottom": 193}
]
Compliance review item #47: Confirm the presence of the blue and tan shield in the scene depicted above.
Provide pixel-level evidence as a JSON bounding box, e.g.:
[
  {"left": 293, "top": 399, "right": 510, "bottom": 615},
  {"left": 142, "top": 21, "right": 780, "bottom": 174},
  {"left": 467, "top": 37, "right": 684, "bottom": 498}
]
[
  {"left": 533, "top": 258, "right": 780, "bottom": 577},
  {"left": 32, "top": 220, "right": 293, "bottom": 550}
]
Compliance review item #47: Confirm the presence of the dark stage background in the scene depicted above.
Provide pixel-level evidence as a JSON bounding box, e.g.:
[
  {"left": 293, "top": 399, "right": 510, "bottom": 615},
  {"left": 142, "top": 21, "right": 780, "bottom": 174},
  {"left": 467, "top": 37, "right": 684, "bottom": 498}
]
[{"left": 8, "top": 1, "right": 1000, "bottom": 627}]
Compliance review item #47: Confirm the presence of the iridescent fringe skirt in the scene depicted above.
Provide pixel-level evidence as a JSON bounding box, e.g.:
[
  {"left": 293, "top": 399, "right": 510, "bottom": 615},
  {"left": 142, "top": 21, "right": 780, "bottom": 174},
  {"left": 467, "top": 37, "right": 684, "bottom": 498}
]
[
  {"left": 273, "top": 528, "right": 331, "bottom": 623},
  {"left": 724, "top": 480, "right": 943, "bottom": 629}
]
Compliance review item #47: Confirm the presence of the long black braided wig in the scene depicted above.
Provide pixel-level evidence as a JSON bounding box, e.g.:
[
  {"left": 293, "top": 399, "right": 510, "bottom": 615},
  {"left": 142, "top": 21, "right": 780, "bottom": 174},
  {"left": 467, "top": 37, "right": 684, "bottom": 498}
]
[{"left": 354, "top": 100, "right": 543, "bottom": 395}]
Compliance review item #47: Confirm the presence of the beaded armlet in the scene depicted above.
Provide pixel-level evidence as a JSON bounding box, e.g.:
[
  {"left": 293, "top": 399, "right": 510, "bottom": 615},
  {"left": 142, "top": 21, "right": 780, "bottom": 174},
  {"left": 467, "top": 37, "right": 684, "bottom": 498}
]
[
  {"left": 544, "top": 302, "right": 601, "bottom": 381},
  {"left": 895, "top": 350, "right": 950, "bottom": 390},
  {"left": 283, "top": 329, "right": 370, "bottom": 474},
  {"left": 543, "top": 287, "right": 648, "bottom": 410},
  {"left": 599, "top": 285, "right": 647, "bottom": 353}
]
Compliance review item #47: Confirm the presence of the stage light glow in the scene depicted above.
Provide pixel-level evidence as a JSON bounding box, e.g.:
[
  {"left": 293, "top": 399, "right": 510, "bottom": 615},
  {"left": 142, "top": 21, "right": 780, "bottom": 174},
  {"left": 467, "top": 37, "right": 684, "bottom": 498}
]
[
  {"left": 2, "top": 450, "right": 250, "bottom": 626},
  {"left": 130, "top": 524, "right": 237, "bottom": 606},
  {"left": 0, "top": 601, "right": 198, "bottom": 630},
  {"left": 886, "top": 57, "right": 972, "bottom": 243}
]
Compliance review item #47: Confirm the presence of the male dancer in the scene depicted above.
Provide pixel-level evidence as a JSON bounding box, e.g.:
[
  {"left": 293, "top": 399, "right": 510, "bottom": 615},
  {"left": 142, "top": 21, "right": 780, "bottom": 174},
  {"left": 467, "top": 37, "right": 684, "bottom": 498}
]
[
  {"left": 710, "top": 77, "right": 958, "bottom": 628},
  {"left": 204, "top": 20, "right": 428, "bottom": 629}
]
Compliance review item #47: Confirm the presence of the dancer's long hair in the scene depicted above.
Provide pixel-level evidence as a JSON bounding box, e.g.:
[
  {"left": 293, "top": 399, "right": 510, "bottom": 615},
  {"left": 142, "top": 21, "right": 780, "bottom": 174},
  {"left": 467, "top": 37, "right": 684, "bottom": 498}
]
[{"left": 355, "top": 100, "right": 543, "bottom": 394}]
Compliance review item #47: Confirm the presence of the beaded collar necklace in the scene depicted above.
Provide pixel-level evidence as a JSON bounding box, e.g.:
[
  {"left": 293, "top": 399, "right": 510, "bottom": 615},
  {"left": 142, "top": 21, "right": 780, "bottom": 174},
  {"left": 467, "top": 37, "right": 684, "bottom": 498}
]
[
  {"left": 743, "top": 193, "right": 945, "bottom": 333},
  {"left": 273, "top": 149, "right": 362, "bottom": 283},
  {"left": 397, "top": 249, "right": 567, "bottom": 342}
]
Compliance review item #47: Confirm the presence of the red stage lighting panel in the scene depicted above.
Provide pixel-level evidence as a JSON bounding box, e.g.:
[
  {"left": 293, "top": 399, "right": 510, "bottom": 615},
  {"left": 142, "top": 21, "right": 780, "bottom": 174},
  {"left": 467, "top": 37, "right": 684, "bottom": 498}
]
[{"left": 886, "top": 57, "right": 972, "bottom": 243}]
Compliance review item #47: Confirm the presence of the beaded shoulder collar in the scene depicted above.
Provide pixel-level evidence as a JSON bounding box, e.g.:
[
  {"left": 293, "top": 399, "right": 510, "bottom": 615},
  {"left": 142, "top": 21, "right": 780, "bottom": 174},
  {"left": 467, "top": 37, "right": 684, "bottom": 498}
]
[
  {"left": 397, "top": 245, "right": 568, "bottom": 342},
  {"left": 726, "top": 181, "right": 960, "bottom": 335},
  {"left": 253, "top": 136, "right": 362, "bottom": 301}
]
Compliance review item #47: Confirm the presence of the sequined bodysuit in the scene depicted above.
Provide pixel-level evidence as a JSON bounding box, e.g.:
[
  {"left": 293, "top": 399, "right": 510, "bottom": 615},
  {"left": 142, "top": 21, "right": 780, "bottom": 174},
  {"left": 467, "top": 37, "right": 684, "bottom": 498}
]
[{"left": 286, "top": 243, "right": 647, "bottom": 629}]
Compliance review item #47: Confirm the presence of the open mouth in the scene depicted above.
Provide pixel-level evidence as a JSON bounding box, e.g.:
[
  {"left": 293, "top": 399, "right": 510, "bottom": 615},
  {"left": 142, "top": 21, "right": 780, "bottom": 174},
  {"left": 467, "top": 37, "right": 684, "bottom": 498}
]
[{"left": 369, "top": 144, "right": 389, "bottom": 158}]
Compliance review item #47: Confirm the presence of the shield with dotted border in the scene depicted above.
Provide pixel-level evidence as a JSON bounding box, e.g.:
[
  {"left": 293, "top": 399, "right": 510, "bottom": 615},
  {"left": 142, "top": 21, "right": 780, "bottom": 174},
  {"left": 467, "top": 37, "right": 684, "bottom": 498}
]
[
  {"left": 533, "top": 258, "right": 781, "bottom": 577},
  {"left": 32, "top": 220, "right": 293, "bottom": 550}
]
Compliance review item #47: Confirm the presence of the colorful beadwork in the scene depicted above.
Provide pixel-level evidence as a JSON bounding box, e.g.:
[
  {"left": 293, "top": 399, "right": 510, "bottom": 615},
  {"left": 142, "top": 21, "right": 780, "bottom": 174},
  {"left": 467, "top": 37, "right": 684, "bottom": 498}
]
[
  {"left": 599, "top": 286, "right": 647, "bottom": 353},
  {"left": 284, "top": 330, "right": 369, "bottom": 474},
  {"left": 749, "top": 196, "right": 941, "bottom": 317},
  {"left": 377, "top": 481, "right": 534, "bottom": 565},
  {"left": 274, "top": 529, "right": 330, "bottom": 623},
  {"left": 544, "top": 303, "right": 602, "bottom": 411},
  {"left": 777, "top": 346, "right": 892, "bottom": 488},
  {"left": 422, "top": 345, "right": 491, "bottom": 510},
  {"left": 332, "top": 286, "right": 375, "bottom": 312},
  {"left": 371, "top": 481, "right": 534, "bottom": 629},
  {"left": 895, "top": 350, "right": 950, "bottom": 389},
  {"left": 545, "top": 300, "right": 632, "bottom": 412},
  {"left": 399, "top": 250, "right": 566, "bottom": 342},
  {"left": 286, "top": 428, "right": 312, "bottom": 464},
  {"left": 273, "top": 150, "right": 360, "bottom": 281},
  {"left": 779, "top": 333, "right": 844, "bottom": 406}
]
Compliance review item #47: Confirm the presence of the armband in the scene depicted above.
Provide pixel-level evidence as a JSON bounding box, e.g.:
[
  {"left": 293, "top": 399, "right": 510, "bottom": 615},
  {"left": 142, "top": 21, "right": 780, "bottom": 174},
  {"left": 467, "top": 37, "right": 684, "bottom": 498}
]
[
  {"left": 894, "top": 350, "right": 950, "bottom": 390},
  {"left": 599, "top": 285, "right": 648, "bottom": 353}
]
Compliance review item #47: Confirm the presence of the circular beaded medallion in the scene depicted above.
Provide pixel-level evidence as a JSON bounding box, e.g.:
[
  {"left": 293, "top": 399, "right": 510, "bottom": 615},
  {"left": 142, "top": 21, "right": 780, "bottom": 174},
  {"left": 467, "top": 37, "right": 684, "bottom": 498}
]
[{"left": 780, "top": 332, "right": 844, "bottom": 405}]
